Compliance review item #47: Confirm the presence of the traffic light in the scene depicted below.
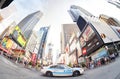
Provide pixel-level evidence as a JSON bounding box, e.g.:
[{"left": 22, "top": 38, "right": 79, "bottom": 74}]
[{"left": 0, "top": 0, "right": 13, "bottom": 9}]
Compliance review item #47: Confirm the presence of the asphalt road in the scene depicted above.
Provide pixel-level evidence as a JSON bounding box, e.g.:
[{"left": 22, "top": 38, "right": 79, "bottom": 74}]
[{"left": 0, "top": 55, "right": 120, "bottom": 79}]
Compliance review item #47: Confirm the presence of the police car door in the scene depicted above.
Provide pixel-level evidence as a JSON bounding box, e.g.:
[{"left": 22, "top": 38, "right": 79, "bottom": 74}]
[{"left": 53, "top": 65, "right": 65, "bottom": 76}]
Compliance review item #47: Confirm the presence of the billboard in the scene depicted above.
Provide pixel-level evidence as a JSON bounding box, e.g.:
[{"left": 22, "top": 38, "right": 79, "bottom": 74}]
[
  {"left": 31, "top": 53, "right": 37, "bottom": 66},
  {"left": 11, "top": 26, "right": 26, "bottom": 47},
  {"left": 91, "top": 48, "right": 108, "bottom": 60},
  {"left": 91, "top": 20, "right": 120, "bottom": 43},
  {"left": 77, "top": 16, "right": 87, "bottom": 31},
  {"left": 79, "top": 23, "right": 104, "bottom": 56}
]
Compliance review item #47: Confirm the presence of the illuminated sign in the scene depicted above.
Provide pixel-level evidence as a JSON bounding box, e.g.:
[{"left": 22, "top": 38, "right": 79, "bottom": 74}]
[
  {"left": 77, "top": 16, "right": 87, "bottom": 31},
  {"left": 17, "top": 34, "right": 26, "bottom": 47},
  {"left": 11, "top": 26, "right": 27, "bottom": 47},
  {"left": 31, "top": 53, "right": 37, "bottom": 65},
  {"left": 79, "top": 23, "right": 104, "bottom": 56},
  {"left": 82, "top": 48, "right": 87, "bottom": 55},
  {"left": 6, "top": 39, "right": 13, "bottom": 49}
]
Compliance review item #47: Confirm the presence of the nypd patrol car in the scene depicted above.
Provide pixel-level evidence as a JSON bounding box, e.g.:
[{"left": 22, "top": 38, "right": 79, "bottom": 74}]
[{"left": 41, "top": 64, "right": 84, "bottom": 77}]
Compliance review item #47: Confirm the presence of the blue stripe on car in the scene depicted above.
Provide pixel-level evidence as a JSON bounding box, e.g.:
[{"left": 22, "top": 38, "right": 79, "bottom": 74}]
[{"left": 53, "top": 70, "right": 72, "bottom": 74}]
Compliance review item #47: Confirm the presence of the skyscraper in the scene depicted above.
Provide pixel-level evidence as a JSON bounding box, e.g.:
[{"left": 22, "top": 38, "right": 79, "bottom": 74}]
[
  {"left": 11, "top": 11, "right": 43, "bottom": 48},
  {"left": 18, "top": 11, "right": 43, "bottom": 40},
  {"left": 25, "top": 31, "right": 38, "bottom": 53},
  {"left": 0, "top": 3, "right": 17, "bottom": 36},
  {"left": 68, "top": 5, "right": 94, "bottom": 31},
  {"left": 0, "top": 0, "right": 13, "bottom": 9},
  {"left": 68, "top": 5, "right": 120, "bottom": 62},
  {"left": 37, "top": 27, "right": 50, "bottom": 60},
  {"left": 108, "top": 0, "right": 120, "bottom": 8},
  {"left": 61, "top": 24, "right": 80, "bottom": 53}
]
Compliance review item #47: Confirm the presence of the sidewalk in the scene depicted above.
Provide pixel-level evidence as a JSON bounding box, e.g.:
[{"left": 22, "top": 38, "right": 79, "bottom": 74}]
[
  {"left": 14, "top": 62, "right": 41, "bottom": 72},
  {"left": 85, "top": 55, "right": 120, "bottom": 71},
  {"left": 0, "top": 54, "right": 40, "bottom": 72}
]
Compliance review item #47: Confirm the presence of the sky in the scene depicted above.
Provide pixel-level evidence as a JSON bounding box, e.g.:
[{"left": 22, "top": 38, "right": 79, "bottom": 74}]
[{"left": 9, "top": 0, "right": 120, "bottom": 63}]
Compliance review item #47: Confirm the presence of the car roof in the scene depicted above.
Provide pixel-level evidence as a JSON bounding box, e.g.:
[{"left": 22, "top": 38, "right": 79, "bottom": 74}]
[{"left": 48, "top": 64, "right": 70, "bottom": 68}]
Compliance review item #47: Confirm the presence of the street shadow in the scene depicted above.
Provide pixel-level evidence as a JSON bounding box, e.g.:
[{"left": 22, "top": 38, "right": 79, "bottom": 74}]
[
  {"left": 40, "top": 74, "right": 83, "bottom": 78},
  {"left": 115, "top": 72, "right": 120, "bottom": 79}
]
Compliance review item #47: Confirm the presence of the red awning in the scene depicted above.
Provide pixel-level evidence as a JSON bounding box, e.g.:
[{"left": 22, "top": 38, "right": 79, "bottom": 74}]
[
  {"left": 12, "top": 49, "right": 25, "bottom": 53},
  {"left": 0, "top": 46, "right": 11, "bottom": 54}
]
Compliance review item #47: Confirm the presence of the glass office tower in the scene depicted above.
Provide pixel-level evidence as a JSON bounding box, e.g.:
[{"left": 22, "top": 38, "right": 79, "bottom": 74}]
[
  {"left": 37, "top": 27, "right": 49, "bottom": 59},
  {"left": 18, "top": 11, "right": 43, "bottom": 40}
]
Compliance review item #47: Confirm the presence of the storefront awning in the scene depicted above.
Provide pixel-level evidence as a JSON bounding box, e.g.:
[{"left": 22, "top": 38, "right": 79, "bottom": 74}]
[
  {"left": 12, "top": 48, "right": 25, "bottom": 53},
  {"left": 0, "top": 45, "right": 11, "bottom": 55}
]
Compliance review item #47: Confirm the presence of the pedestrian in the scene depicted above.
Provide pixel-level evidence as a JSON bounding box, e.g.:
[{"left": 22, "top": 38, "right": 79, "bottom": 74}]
[
  {"left": 15, "top": 57, "right": 18, "bottom": 64},
  {"left": 24, "top": 60, "right": 27, "bottom": 67},
  {"left": 104, "top": 57, "right": 107, "bottom": 64},
  {"left": 97, "top": 59, "right": 101, "bottom": 67},
  {"left": 101, "top": 58, "right": 105, "bottom": 65},
  {"left": 110, "top": 53, "right": 115, "bottom": 61},
  {"left": 90, "top": 61, "right": 94, "bottom": 69},
  {"left": 23, "top": 57, "right": 28, "bottom": 67}
]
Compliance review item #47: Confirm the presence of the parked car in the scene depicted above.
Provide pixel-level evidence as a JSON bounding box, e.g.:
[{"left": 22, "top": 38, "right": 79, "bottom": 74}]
[{"left": 41, "top": 64, "right": 84, "bottom": 77}]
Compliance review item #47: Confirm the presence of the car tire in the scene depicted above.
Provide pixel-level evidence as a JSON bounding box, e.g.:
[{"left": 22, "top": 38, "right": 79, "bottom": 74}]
[
  {"left": 46, "top": 71, "right": 53, "bottom": 77},
  {"left": 73, "top": 71, "right": 80, "bottom": 77}
]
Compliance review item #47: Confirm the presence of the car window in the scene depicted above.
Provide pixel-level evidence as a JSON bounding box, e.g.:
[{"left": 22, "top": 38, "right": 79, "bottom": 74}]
[
  {"left": 57, "top": 65, "right": 65, "bottom": 69},
  {"left": 64, "top": 65, "right": 71, "bottom": 69},
  {"left": 49, "top": 65, "right": 64, "bottom": 69},
  {"left": 49, "top": 65, "right": 57, "bottom": 68}
]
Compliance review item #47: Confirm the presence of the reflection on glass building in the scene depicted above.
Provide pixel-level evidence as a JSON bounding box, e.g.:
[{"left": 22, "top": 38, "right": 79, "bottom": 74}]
[
  {"left": 18, "top": 11, "right": 43, "bottom": 40},
  {"left": 37, "top": 27, "right": 50, "bottom": 60},
  {"left": 11, "top": 11, "right": 43, "bottom": 48},
  {"left": 68, "top": 5, "right": 94, "bottom": 31}
]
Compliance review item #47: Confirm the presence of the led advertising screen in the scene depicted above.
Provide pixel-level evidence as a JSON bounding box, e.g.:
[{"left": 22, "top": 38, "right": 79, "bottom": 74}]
[
  {"left": 79, "top": 24, "right": 104, "bottom": 56},
  {"left": 11, "top": 26, "right": 26, "bottom": 47},
  {"left": 77, "top": 16, "right": 87, "bottom": 31}
]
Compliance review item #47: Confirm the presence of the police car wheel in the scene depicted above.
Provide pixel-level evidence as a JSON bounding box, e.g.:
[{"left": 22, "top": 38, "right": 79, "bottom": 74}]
[
  {"left": 73, "top": 71, "right": 80, "bottom": 77},
  {"left": 46, "top": 71, "right": 53, "bottom": 77}
]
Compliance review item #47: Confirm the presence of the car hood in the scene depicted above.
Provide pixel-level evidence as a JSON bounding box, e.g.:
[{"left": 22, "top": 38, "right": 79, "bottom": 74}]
[{"left": 72, "top": 67, "right": 83, "bottom": 70}]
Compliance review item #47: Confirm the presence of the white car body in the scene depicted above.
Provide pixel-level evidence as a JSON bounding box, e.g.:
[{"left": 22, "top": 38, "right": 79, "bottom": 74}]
[{"left": 41, "top": 64, "right": 84, "bottom": 77}]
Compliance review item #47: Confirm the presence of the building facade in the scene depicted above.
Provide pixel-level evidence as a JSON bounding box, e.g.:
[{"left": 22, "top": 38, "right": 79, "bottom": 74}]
[
  {"left": 108, "top": 0, "right": 120, "bottom": 8},
  {"left": 17, "top": 11, "right": 43, "bottom": 40},
  {"left": 0, "top": 3, "right": 17, "bottom": 35},
  {"left": 61, "top": 24, "right": 80, "bottom": 53},
  {"left": 11, "top": 11, "right": 43, "bottom": 48},
  {"left": 0, "top": 0, "right": 13, "bottom": 9},
  {"left": 37, "top": 27, "right": 50, "bottom": 64},
  {"left": 25, "top": 31, "right": 38, "bottom": 53},
  {"left": 60, "top": 23, "right": 80, "bottom": 65},
  {"left": 68, "top": 5, "right": 120, "bottom": 67},
  {"left": 68, "top": 5, "right": 94, "bottom": 31}
]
